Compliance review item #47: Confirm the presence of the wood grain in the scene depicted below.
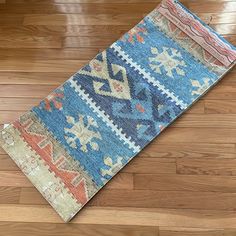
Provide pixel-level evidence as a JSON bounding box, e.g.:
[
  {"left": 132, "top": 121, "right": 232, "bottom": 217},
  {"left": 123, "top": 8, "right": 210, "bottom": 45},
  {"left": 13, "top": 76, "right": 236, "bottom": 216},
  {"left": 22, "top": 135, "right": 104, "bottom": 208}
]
[
  {"left": 0, "top": 154, "right": 19, "bottom": 170},
  {"left": 157, "top": 128, "right": 236, "bottom": 143},
  {"left": 0, "top": 0, "right": 236, "bottom": 234},
  {"left": 134, "top": 174, "right": 236, "bottom": 192},
  {"left": 2, "top": 205, "right": 236, "bottom": 228},
  {"left": 176, "top": 158, "right": 236, "bottom": 176},
  {"left": 0, "top": 60, "right": 87, "bottom": 72},
  {"left": 159, "top": 227, "right": 236, "bottom": 236},
  {"left": 88, "top": 189, "right": 236, "bottom": 210},
  {"left": 23, "top": 14, "right": 142, "bottom": 26},
  {"left": 0, "top": 35, "right": 62, "bottom": 48},
  {"left": 139, "top": 142, "right": 235, "bottom": 159},
  {"left": 205, "top": 100, "right": 236, "bottom": 114},
  {"left": 0, "top": 187, "right": 20, "bottom": 204},
  {"left": 0, "top": 222, "right": 158, "bottom": 236},
  {"left": 0, "top": 171, "right": 32, "bottom": 187}
]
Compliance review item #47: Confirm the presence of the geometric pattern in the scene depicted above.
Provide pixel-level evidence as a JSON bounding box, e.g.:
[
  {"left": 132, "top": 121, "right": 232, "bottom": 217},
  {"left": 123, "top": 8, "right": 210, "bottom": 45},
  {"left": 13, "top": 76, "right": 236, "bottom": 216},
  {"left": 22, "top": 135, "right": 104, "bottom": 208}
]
[
  {"left": 0, "top": 0, "right": 235, "bottom": 222},
  {"left": 114, "top": 17, "right": 220, "bottom": 104},
  {"left": 14, "top": 112, "right": 98, "bottom": 203},
  {"left": 32, "top": 82, "right": 135, "bottom": 188},
  {"left": 73, "top": 49, "right": 182, "bottom": 147},
  {"left": 0, "top": 123, "right": 82, "bottom": 222}
]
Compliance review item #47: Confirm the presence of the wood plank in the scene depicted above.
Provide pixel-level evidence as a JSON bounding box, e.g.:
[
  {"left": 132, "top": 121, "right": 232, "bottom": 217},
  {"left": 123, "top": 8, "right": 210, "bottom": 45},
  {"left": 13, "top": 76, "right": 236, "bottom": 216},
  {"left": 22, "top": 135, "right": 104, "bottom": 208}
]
[
  {"left": 122, "top": 157, "right": 176, "bottom": 174},
  {"left": 0, "top": 222, "right": 158, "bottom": 236},
  {"left": 156, "top": 128, "right": 236, "bottom": 144},
  {"left": 0, "top": 72, "right": 70, "bottom": 85},
  {"left": 219, "top": 71, "right": 236, "bottom": 85},
  {"left": 0, "top": 154, "right": 19, "bottom": 171},
  {"left": 0, "top": 85, "right": 56, "bottom": 98},
  {"left": 63, "top": 36, "right": 117, "bottom": 48},
  {"left": 177, "top": 157, "right": 236, "bottom": 176},
  {"left": 140, "top": 142, "right": 236, "bottom": 159},
  {"left": 0, "top": 3, "right": 155, "bottom": 14},
  {"left": 0, "top": 14, "right": 23, "bottom": 26},
  {"left": 2, "top": 205, "right": 236, "bottom": 228},
  {"left": 0, "top": 48, "right": 99, "bottom": 60},
  {"left": 134, "top": 174, "right": 236, "bottom": 192},
  {"left": 198, "top": 12, "right": 236, "bottom": 24},
  {"left": 159, "top": 227, "right": 236, "bottom": 236},
  {"left": 0, "top": 25, "right": 129, "bottom": 37},
  {"left": 23, "top": 14, "right": 142, "bottom": 26},
  {"left": 0, "top": 187, "right": 20, "bottom": 204},
  {"left": 0, "top": 98, "right": 40, "bottom": 111},
  {"left": 104, "top": 173, "right": 133, "bottom": 190},
  {"left": 19, "top": 188, "right": 49, "bottom": 205},
  {"left": 203, "top": 85, "right": 236, "bottom": 100},
  {"left": 212, "top": 24, "right": 236, "bottom": 35},
  {"left": 0, "top": 60, "right": 87, "bottom": 72},
  {"left": 205, "top": 100, "right": 236, "bottom": 114},
  {"left": 21, "top": 12, "right": 236, "bottom": 26},
  {"left": 173, "top": 114, "right": 236, "bottom": 128},
  {"left": 220, "top": 70, "right": 236, "bottom": 85},
  {"left": 189, "top": 1, "right": 236, "bottom": 13},
  {"left": 0, "top": 171, "right": 32, "bottom": 187},
  {"left": 89, "top": 189, "right": 236, "bottom": 211},
  {"left": 0, "top": 36, "right": 62, "bottom": 49}
]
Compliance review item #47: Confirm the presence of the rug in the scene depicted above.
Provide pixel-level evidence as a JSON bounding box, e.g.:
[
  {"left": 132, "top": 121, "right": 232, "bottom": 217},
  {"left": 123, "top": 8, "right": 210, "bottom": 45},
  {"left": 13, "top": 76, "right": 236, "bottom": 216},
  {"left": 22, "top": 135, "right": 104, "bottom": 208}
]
[{"left": 0, "top": 0, "right": 235, "bottom": 222}]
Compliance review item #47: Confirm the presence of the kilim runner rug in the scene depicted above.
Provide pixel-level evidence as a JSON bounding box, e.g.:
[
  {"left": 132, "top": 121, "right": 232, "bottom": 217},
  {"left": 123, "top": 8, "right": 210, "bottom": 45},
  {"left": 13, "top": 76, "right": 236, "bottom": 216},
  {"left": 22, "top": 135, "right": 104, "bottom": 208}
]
[{"left": 0, "top": 0, "right": 236, "bottom": 222}]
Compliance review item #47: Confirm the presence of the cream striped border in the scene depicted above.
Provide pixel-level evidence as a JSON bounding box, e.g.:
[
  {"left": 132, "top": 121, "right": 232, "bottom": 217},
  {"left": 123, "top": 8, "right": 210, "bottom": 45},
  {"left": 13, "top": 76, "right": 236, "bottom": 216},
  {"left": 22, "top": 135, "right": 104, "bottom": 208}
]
[
  {"left": 111, "top": 43, "right": 188, "bottom": 110},
  {"left": 0, "top": 124, "right": 81, "bottom": 222}
]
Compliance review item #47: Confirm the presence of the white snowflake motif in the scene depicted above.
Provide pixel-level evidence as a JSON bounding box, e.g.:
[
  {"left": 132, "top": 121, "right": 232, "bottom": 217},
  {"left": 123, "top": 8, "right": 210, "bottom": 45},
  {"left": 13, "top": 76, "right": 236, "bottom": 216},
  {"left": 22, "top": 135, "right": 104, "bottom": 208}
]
[
  {"left": 149, "top": 47, "right": 186, "bottom": 78},
  {"left": 64, "top": 114, "right": 102, "bottom": 153},
  {"left": 191, "top": 78, "right": 212, "bottom": 96}
]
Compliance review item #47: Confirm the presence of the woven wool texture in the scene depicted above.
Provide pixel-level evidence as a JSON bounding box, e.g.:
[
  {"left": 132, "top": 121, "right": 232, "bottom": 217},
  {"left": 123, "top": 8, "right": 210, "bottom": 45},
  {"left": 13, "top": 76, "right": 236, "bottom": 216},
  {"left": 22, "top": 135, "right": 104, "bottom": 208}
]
[{"left": 0, "top": 0, "right": 236, "bottom": 222}]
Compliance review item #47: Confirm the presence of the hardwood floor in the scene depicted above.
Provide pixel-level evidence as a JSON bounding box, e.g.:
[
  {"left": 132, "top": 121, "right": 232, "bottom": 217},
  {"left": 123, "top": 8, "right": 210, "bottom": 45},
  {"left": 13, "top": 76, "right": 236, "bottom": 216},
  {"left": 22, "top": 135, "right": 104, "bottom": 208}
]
[{"left": 0, "top": 0, "right": 236, "bottom": 235}]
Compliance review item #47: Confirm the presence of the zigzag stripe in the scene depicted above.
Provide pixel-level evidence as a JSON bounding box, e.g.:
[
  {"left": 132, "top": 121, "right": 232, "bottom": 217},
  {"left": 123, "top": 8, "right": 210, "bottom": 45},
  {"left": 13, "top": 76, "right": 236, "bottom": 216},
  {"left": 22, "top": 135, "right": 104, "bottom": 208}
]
[
  {"left": 69, "top": 79, "right": 141, "bottom": 153},
  {"left": 111, "top": 43, "right": 188, "bottom": 110},
  {"left": 0, "top": 124, "right": 81, "bottom": 222}
]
